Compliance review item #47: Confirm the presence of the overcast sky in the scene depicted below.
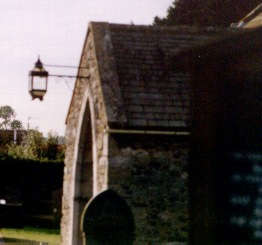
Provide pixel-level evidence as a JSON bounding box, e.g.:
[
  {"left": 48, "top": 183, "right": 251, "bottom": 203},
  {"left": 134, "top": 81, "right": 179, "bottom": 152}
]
[{"left": 0, "top": 0, "right": 172, "bottom": 136}]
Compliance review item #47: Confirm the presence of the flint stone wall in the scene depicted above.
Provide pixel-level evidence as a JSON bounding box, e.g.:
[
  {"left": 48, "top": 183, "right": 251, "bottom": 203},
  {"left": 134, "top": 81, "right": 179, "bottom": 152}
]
[{"left": 108, "top": 134, "right": 189, "bottom": 244}]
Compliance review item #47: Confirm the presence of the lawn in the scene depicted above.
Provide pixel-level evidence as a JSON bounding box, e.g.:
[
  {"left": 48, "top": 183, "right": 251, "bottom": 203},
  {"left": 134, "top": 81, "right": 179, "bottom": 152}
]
[{"left": 0, "top": 226, "right": 60, "bottom": 244}]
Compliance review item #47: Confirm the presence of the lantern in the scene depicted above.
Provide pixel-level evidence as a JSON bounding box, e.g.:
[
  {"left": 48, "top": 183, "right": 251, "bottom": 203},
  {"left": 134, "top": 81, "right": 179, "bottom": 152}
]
[{"left": 29, "top": 58, "right": 48, "bottom": 101}]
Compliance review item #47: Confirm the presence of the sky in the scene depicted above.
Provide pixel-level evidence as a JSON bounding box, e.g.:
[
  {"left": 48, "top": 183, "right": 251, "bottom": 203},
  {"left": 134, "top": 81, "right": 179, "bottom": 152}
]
[{"left": 0, "top": 0, "right": 172, "bottom": 136}]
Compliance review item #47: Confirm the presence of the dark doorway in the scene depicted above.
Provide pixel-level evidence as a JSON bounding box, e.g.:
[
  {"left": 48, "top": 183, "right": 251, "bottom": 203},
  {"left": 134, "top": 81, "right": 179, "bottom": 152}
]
[
  {"left": 81, "top": 190, "right": 134, "bottom": 245},
  {"left": 72, "top": 100, "right": 93, "bottom": 244}
]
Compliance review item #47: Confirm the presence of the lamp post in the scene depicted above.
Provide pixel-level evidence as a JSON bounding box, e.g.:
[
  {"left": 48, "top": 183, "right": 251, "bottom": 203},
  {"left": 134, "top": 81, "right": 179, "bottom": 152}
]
[{"left": 29, "top": 58, "right": 89, "bottom": 101}]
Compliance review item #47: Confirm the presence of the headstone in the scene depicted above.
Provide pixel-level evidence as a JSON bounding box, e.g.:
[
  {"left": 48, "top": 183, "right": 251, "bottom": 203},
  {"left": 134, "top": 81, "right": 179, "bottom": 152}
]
[{"left": 81, "top": 190, "right": 134, "bottom": 245}]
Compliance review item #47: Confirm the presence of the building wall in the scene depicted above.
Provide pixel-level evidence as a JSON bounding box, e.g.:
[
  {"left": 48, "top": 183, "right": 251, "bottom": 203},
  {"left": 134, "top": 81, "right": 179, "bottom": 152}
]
[
  {"left": 108, "top": 134, "right": 189, "bottom": 244},
  {"left": 62, "top": 23, "right": 190, "bottom": 244},
  {"left": 61, "top": 26, "right": 111, "bottom": 244},
  {"left": 61, "top": 40, "right": 89, "bottom": 245}
]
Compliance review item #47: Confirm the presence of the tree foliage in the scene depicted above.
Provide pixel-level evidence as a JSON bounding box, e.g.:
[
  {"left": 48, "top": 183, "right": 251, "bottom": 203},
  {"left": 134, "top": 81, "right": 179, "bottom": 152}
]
[
  {"left": 154, "top": 0, "right": 261, "bottom": 27},
  {"left": 7, "top": 129, "right": 65, "bottom": 161},
  {"left": 0, "top": 105, "right": 15, "bottom": 129},
  {"left": 0, "top": 105, "right": 23, "bottom": 130},
  {"left": 11, "top": 120, "right": 23, "bottom": 130},
  {"left": 0, "top": 105, "right": 64, "bottom": 161},
  {"left": 45, "top": 132, "right": 65, "bottom": 160}
]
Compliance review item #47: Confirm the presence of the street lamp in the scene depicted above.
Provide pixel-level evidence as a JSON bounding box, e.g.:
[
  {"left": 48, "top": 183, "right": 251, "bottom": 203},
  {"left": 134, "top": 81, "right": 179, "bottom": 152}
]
[
  {"left": 29, "top": 58, "right": 48, "bottom": 101},
  {"left": 29, "top": 58, "right": 89, "bottom": 101}
]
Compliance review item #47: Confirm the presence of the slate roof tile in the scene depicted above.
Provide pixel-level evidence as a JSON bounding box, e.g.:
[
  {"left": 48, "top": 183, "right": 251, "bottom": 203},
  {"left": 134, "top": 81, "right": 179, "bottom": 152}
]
[
  {"left": 105, "top": 23, "right": 236, "bottom": 130},
  {"left": 107, "top": 25, "right": 204, "bottom": 129},
  {"left": 71, "top": 22, "right": 237, "bottom": 130}
]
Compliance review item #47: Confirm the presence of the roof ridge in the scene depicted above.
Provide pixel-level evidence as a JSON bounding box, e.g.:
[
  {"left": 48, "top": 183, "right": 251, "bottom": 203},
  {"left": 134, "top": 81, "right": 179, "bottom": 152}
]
[
  {"left": 109, "top": 22, "right": 232, "bottom": 33},
  {"left": 89, "top": 21, "right": 233, "bottom": 33}
]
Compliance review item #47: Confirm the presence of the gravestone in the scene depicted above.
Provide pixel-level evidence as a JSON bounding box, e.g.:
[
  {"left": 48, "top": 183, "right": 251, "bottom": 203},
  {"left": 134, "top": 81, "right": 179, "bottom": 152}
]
[{"left": 81, "top": 190, "right": 134, "bottom": 245}]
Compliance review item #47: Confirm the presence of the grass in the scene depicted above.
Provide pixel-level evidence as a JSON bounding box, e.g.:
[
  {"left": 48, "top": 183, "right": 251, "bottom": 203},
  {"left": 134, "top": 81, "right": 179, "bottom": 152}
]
[{"left": 0, "top": 226, "right": 60, "bottom": 244}]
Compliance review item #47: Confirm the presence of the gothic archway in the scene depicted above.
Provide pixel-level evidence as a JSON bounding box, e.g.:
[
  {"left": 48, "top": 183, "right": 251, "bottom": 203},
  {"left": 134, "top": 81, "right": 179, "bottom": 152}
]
[
  {"left": 71, "top": 98, "right": 94, "bottom": 245},
  {"left": 81, "top": 190, "right": 135, "bottom": 245}
]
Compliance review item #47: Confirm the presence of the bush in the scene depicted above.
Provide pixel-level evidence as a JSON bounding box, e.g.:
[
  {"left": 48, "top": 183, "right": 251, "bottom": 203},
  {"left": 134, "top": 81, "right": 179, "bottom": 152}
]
[{"left": 7, "top": 130, "right": 65, "bottom": 161}]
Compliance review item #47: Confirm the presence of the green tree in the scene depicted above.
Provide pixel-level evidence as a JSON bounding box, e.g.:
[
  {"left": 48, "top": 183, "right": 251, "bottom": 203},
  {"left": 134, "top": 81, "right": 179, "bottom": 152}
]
[
  {"left": 11, "top": 120, "right": 23, "bottom": 130},
  {"left": 24, "top": 129, "right": 46, "bottom": 159},
  {"left": 8, "top": 129, "right": 65, "bottom": 161},
  {"left": 0, "top": 106, "right": 23, "bottom": 149},
  {"left": 7, "top": 129, "right": 44, "bottom": 160},
  {"left": 46, "top": 132, "right": 65, "bottom": 160},
  {"left": 0, "top": 105, "right": 23, "bottom": 130},
  {"left": 0, "top": 105, "right": 15, "bottom": 129},
  {"left": 154, "top": 0, "right": 261, "bottom": 27}
]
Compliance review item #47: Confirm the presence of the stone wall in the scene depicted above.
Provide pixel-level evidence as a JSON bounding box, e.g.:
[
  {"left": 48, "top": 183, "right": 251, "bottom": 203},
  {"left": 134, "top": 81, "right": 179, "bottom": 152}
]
[
  {"left": 61, "top": 22, "right": 125, "bottom": 245},
  {"left": 108, "top": 134, "right": 189, "bottom": 244},
  {"left": 61, "top": 25, "right": 109, "bottom": 244},
  {"left": 62, "top": 22, "right": 190, "bottom": 245}
]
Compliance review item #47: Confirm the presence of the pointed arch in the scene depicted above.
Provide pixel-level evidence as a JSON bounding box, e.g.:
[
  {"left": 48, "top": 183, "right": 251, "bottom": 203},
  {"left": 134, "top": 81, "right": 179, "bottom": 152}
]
[{"left": 68, "top": 86, "right": 98, "bottom": 245}]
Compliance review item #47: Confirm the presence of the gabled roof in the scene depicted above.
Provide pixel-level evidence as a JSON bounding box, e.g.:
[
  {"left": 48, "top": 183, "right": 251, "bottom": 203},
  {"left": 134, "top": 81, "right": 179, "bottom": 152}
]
[
  {"left": 68, "top": 22, "right": 236, "bottom": 131},
  {"left": 109, "top": 24, "right": 233, "bottom": 130}
]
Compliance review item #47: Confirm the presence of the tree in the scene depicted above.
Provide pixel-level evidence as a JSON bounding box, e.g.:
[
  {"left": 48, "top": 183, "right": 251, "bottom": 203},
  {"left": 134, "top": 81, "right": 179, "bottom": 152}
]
[
  {"left": 0, "top": 105, "right": 23, "bottom": 130},
  {"left": 11, "top": 120, "right": 23, "bottom": 130},
  {"left": 0, "top": 105, "right": 15, "bottom": 129},
  {"left": 154, "top": 0, "right": 261, "bottom": 27},
  {"left": 7, "top": 129, "right": 45, "bottom": 160},
  {"left": 7, "top": 129, "right": 65, "bottom": 161},
  {"left": 45, "top": 132, "right": 65, "bottom": 160},
  {"left": 24, "top": 129, "right": 46, "bottom": 159}
]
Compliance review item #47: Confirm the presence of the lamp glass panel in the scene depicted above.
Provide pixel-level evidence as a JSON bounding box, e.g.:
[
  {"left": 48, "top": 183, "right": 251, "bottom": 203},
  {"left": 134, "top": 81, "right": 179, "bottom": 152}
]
[{"left": 33, "top": 76, "right": 47, "bottom": 91}]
